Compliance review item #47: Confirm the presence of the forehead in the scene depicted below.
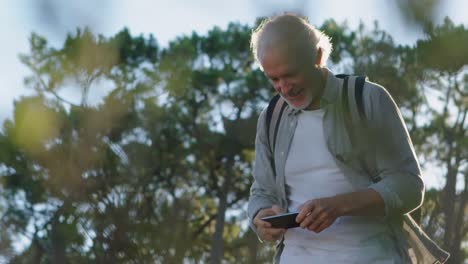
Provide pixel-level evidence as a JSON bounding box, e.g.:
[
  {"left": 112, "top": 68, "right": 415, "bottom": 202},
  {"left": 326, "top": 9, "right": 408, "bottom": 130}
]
[{"left": 259, "top": 47, "right": 298, "bottom": 77}]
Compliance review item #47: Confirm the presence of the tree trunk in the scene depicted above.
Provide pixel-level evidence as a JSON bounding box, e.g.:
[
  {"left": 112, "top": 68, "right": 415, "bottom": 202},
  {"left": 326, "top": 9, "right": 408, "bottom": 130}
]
[
  {"left": 210, "top": 163, "right": 231, "bottom": 264},
  {"left": 247, "top": 230, "right": 259, "bottom": 264},
  {"left": 32, "top": 235, "right": 44, "bottom": 263},
  {"left": 448, "top": 179, "right": 467, "bottom": 264},
  {"left": 442, "top": 166, "right": 456, "bottom": 250},
  {"left": 50, "top": 210, "right": 67, "bottom": 264}
]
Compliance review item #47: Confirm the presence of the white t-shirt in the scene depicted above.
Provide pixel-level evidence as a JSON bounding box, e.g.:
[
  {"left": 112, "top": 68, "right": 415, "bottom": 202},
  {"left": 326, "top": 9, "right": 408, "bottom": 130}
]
[{"left": 281, "top": 109, "right": 400, "bottom": 263}]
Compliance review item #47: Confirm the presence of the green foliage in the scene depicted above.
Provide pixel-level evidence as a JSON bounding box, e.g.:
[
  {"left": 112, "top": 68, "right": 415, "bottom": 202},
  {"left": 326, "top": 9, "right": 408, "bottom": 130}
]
[
  {"left": 417, "top": 18, "right": 468, "bottom": 73},
  {"left": 320, "top": 19, "right": 357, "bottom": 63}
]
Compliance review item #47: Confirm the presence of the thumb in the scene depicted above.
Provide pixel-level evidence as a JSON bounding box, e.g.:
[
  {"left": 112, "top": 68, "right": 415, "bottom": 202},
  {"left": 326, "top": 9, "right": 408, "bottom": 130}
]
[{"left": 271, "top": 205, "right": 283, "bottom": 215}]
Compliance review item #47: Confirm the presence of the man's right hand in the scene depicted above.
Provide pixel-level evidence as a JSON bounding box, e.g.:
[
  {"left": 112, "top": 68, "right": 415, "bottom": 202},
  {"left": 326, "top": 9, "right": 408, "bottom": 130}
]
[{"left": 253, "top": 205, "right": 287, "bottom": 242}]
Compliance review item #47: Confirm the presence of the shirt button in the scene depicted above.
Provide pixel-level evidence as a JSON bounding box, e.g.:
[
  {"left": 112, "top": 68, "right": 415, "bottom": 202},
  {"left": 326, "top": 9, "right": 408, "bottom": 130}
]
[{"left": 281, "top": 152, "right": 284, "bottom": 156}]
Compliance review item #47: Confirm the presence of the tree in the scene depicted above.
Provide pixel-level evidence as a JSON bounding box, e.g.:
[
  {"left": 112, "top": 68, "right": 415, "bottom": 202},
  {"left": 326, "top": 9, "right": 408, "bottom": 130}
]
[
  {"left": 414, "top": 18, "right": 468, "bottom": 263},
  {"left": 1, "top": 28, "right": 160, "bottom": 263}
]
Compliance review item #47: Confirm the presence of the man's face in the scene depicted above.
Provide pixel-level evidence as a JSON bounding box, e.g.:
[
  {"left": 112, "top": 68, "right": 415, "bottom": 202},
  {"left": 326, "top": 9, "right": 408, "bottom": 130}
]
[{"left": 260, "top": 47, "right": 320, "bottom": 110}]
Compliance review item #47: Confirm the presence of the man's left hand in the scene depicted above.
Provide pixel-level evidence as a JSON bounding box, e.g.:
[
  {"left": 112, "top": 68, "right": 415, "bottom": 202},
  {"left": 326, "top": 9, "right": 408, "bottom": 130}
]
[{"left": 295, "top": 196, "right": 345, "bottom": 233}]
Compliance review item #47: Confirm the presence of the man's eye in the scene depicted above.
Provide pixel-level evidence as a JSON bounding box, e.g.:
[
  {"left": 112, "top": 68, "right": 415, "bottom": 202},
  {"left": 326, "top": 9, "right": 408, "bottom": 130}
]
[{"left": 285, "top": 72, "right": 296, "bottom": 78}]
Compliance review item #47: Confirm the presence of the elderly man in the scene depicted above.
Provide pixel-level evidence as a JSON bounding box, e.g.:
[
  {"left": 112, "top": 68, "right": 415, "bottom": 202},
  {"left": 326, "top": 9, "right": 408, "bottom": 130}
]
[{"left": 246, "top": 13, "right": 449, "bottom": 263}]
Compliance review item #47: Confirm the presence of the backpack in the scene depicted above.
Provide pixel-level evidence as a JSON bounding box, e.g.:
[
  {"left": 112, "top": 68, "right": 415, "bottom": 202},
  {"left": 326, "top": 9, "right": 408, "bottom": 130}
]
[{"left": 264, "top": 74, "right": 422, "bottom": 224}]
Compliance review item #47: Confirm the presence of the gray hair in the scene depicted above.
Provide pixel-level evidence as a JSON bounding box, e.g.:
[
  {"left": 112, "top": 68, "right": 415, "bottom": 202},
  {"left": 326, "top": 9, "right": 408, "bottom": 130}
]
[{"left": 250, "top": 13, "right": 333, "bottom": 68}]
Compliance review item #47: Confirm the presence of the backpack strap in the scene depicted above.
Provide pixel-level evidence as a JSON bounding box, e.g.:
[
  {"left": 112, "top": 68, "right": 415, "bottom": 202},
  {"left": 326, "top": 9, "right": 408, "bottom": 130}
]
[
  {"left": 266, "top": 94, "right": 287, "bottom": 155},
  {"left": 340, "top": 75, "right": 383, "bottom": 184},
  {"left": 355, "top": 76, "right": 366, "bottom": 120},
  {"left": 338, "top": 74, "right": 367, "bottom": 122}
]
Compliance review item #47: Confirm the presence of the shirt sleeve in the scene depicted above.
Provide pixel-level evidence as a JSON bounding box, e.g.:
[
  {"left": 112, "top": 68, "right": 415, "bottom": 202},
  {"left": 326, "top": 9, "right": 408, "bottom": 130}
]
[
  {"left": 247, "top": 108, "right": 280, "bottom": 239},
  {"left": 365, "top": 83, "right": 425, "bottom": 220}
]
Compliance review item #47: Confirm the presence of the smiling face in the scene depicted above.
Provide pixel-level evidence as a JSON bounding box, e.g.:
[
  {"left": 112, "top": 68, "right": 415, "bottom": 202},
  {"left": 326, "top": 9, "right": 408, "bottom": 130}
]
[{"left": 260, "top": 46, "right": 325, "bottom": 110}]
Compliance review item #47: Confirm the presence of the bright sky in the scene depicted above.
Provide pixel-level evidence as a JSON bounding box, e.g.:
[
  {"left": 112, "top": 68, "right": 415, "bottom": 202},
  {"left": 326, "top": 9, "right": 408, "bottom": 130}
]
[{"left": 0, "top": 0, "right": 467, "bottom": 189}]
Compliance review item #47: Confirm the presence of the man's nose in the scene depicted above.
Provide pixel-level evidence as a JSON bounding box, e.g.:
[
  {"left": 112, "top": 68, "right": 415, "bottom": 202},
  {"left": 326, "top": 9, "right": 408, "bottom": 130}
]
[{"left": 276, "top": 79, "right": 292, "bottom": 94}]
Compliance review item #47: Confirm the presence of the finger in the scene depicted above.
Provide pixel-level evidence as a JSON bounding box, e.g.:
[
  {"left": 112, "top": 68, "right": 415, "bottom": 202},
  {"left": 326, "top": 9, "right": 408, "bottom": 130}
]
[
  {"left": 254, "top": 212, "right": 273, "bottom": 227},
  {"left": 271, "top": 205, "right": 283, "bottom": 214},
  {"left": 271, "top": 232, "right": 284, "bottom": 240},
  {"left": 254, "top": 218, "right": 272, "bottom": 229},
  {"left": 261, "top": 220, "right": 272, "bottom": 228},
  {"left": 257, "top": 208, "right": 275, "bottom": 218},
  {"left": 259, "top": 228, "right": 269, "bottom": 241},
  {"left": 299, "top": 205, "right": 322, "bottom": 228},
  {"left": 305, "top": 209, "right": 329, "bottom": 230},
  {"left": 263, "top": 234, "right": 274, "bottom": 241},
  {"left": 296, "top": 201, "right": 310, "bottom": 212},
  {"left": 265, "top": 228, "right": 286, "bottom": 240},
  {"left": 266, "top": 228, "right": 286, "bottom": 237},
  {"left": 307, "top": 220, "right": 322, "bottom": 232},
  {"left": 254, "top": 208, "right": 276, "bottom": 227},
  {"left": 296, "top": 201, "right": 315, "bottom": 222},
  {"left": 262, "top": 230, "right": 279, "bottom": 242},
  {"left": 313, "top": 219, "right": 334, "bottom": 233},
  {"left": 300, "top": 210, "right": 319, "bottom": 229}
]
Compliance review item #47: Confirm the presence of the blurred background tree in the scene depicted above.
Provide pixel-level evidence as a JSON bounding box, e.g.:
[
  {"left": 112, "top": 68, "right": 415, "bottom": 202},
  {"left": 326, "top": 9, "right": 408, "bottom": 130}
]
[{"left": 0, "top": 16, "right": 466, "bottom": 264}]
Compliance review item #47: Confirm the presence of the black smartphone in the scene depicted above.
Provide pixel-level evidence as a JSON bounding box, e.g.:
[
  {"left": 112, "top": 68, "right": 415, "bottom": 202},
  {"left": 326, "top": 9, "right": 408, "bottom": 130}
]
[{"left": 261, "top": 212, "right": 300, "bottom": 229}]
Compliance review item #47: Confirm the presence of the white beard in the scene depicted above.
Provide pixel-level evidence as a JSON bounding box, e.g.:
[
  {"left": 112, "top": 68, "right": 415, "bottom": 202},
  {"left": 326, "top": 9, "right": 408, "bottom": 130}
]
[{"left": 280, "top": 89, "right": 314, "bottom": 110}]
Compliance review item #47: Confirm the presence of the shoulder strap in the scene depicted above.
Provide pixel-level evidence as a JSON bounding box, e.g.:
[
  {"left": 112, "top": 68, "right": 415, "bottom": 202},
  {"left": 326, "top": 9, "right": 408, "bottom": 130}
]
[
  {"left": 340, "top": 75, "right": 384, "bottom": 184},
  {"left": 355, "top": 76, "right": 366, "bottom": 120},
  {"left": 266, "top": 94, "right": 286, "bottom": 155},
  {"left": 336, "top": 74, "right": 367, "bottom": 121}
]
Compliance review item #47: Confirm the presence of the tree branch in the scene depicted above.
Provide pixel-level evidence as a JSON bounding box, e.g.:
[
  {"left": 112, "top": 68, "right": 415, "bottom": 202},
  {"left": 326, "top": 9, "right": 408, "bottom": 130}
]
[{"left": 30, "top": 66, "right": 80, "bottom": 107}]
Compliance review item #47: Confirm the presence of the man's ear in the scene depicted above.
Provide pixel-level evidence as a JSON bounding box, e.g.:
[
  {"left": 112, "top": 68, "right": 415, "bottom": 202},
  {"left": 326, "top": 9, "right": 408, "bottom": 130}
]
[{"left": 315, "top": 48, "right": 323, "bottom": 66}]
